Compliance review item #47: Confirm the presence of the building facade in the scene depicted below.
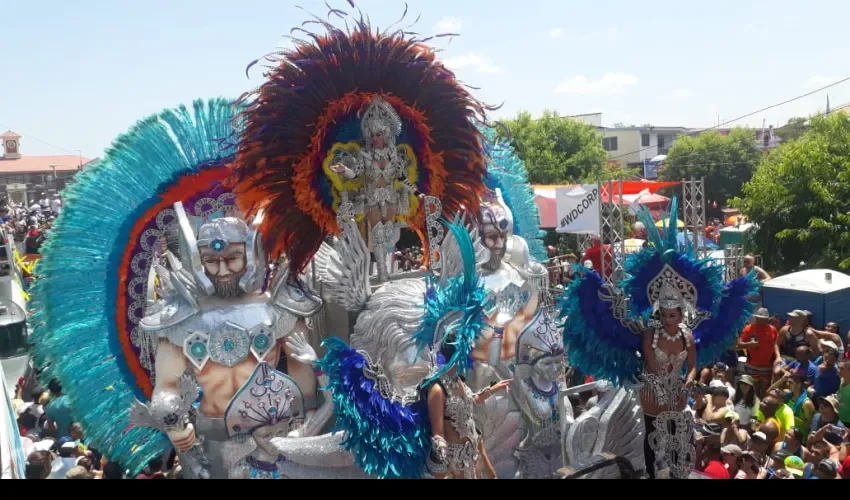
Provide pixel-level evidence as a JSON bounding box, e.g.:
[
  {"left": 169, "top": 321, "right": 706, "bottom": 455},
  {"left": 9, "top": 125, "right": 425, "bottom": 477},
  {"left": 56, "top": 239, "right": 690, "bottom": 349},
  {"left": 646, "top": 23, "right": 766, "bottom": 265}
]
[{"left": 0, "top": 131, "right": 94, "bottom": 206}]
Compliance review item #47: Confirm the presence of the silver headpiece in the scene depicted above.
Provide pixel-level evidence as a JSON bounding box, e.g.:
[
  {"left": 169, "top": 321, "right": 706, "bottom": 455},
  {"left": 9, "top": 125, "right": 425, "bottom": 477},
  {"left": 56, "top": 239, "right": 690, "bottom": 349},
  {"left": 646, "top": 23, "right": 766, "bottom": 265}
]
[
  {"left": 648, "top": 265, "right": 696, "bottom": 313},
  {"left": 479, "top": 188, "right": 514, "bottom": 236},
  {"left": 360, "top": 97, "right": 402, "bottom": 141},
  {"left": 515, "top": 310, "right": 564, "bottom": 366},
  {"left": 173, "top": 202, "right": 267, "bottom": 297}
]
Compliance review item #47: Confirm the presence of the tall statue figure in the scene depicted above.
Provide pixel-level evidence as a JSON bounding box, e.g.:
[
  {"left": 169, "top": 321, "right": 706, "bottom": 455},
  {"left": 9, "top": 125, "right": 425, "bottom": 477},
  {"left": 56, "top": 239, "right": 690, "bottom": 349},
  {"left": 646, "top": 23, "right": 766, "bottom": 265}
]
[
  {"left": 510, "top": 308, "right": 567, "bottom": 479},
  {"left": 329, "top": 98, "right": 418, "bottom": 282},
  {"left": 136, "top": 205, "right": 331, "bottom": 478},
  {"left": 559, "top": 197, "right": 760, "bottom": 479}
]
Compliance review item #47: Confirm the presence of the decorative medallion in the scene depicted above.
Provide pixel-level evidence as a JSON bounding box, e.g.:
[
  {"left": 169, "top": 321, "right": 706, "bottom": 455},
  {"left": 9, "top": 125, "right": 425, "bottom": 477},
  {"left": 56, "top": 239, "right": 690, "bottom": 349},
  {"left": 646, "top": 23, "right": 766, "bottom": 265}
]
[
  {"left": 249, "top": 323, "right": 275, "bottom": 361},
  {"left": 208, "top": 322, "right": 252, "bottom": 367},
  {"left": 183, "top": 332, "right": 211, "bottom": 371}
]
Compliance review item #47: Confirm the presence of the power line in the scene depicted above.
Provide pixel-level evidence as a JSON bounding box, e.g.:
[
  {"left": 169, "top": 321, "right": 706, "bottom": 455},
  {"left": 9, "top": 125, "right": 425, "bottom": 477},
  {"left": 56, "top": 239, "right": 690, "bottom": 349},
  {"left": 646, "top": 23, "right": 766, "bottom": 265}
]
[
  {"left": 1, "top": 126, "right": 79, "bottom": 155},
  {"left": 607, "top": 76, "right": 850, "bottom": 162}
]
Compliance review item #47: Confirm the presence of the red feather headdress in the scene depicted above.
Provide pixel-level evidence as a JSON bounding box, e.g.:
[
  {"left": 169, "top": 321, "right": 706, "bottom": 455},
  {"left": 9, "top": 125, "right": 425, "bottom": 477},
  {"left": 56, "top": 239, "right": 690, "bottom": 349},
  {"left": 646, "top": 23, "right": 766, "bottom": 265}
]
[{"left": 227, "top": 6, "right": 494, "bottom": 274}]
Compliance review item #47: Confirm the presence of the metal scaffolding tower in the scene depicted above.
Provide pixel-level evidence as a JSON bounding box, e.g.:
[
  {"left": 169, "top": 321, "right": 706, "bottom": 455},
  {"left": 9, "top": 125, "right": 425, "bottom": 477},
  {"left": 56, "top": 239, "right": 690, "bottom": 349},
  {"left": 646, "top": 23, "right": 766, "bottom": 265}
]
[
  {"left": 599, "top": 180, "right": 626, "bottom": 285},
  {"left": 681, "top": 177, "right": 707, "bottom": 258}
]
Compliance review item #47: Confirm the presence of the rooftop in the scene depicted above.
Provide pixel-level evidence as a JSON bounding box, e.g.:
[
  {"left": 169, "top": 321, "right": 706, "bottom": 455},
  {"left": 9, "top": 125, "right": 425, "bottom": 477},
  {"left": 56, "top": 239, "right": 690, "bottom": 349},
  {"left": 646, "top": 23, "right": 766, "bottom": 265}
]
[{"left": 0, "top": 155, "right": 93, "bottom": 173}]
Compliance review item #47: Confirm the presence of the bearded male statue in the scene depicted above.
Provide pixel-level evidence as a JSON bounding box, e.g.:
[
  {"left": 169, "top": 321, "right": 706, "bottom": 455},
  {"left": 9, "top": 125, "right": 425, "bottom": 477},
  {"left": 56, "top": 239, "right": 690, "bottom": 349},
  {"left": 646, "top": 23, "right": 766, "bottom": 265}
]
[{"left": 136, "top": 202, "right": 331, "bottom": 479}]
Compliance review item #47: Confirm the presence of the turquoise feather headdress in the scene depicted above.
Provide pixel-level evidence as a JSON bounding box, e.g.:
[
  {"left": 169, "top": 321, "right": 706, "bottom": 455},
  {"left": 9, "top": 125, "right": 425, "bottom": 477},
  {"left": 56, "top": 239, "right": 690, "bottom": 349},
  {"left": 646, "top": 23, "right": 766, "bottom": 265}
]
[
  {"left": 29, "top": 98, "right": 241, "bottom": 475},
  {"left": 416, "top": 219, "right": 490, "bottom": 385}
]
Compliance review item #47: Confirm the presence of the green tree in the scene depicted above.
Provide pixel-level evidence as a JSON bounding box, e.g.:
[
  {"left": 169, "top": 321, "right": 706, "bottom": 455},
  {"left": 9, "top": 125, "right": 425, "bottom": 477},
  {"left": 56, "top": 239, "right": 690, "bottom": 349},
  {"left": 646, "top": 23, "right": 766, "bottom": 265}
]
[
  {"left": 660, "top": 128, "right": 761, "bottom": 211},
  {"left": 775, "top": 117, "right": 808, "bottom": 143},
  {"left": 498, "top": 110, "right": 609, "bottom": 184},
  {"left": 732, "top": 112, "right": 850, "bottom": 272}
]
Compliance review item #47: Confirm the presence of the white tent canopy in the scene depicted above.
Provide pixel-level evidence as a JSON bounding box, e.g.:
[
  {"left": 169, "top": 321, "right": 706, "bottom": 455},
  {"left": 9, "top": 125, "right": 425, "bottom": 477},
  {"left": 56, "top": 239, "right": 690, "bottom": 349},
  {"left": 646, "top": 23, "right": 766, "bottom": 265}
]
[{"left": 762, "top": 269, "right": 850, "bottom": 294}]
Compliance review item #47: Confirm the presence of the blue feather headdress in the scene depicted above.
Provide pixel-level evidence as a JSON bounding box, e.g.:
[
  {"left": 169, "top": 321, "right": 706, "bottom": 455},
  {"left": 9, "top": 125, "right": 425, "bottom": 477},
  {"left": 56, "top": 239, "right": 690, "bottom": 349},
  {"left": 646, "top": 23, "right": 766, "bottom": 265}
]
[
  {"left": 560, "top": 196, "right": 760, "bottom": 383},
  {"left": 29, "top": 98, "right": 240, "bottom": 475},
  {"left": 416, "top": 219, "right": 490, "bottom": 386},
  {"left": 480, "top": 125, "right": 547, "bottom": 262}
]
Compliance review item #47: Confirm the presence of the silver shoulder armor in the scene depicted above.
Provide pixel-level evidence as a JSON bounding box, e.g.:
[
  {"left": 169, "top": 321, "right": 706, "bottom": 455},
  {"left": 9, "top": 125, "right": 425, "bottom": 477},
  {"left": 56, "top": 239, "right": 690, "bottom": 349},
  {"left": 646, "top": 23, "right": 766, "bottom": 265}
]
[
  {"left": 140, "top": 294, "right": 200, "bottom": 344},
  {"left": 270, "top": 269, "right": 323, "bottom": 318}
]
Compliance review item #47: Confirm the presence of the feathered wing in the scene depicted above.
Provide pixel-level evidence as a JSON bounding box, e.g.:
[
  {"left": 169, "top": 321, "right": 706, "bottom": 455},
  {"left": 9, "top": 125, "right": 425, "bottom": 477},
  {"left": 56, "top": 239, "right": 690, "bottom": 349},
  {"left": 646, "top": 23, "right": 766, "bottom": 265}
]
[
  {"left": 480, "top": 125, "right": 546, "bottom": 262},
  {"left": 591, "top": 386, "right": 646, "bottom": 477},
  {"left": 316, "top": 337, "right": 430, "bottom": 479},
  {"left": 560, "top": 269, "right": 643, "bottom": 386},
  {"left": 315, "top": 219, "right": 371, "bottom": 312},
  {"left": 29, "top": 98, "right": 240, "bottom": 475},
  {"left": 693, "top": 274, "right": 760, "bottom": 367}
]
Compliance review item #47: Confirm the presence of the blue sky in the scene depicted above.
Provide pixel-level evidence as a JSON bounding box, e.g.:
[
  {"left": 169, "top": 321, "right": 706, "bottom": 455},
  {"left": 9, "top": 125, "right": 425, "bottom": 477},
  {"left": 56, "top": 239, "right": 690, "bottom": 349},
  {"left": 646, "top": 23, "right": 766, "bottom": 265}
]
[{"left": 2, "top": 0, "right": 849, "bottom": 158}]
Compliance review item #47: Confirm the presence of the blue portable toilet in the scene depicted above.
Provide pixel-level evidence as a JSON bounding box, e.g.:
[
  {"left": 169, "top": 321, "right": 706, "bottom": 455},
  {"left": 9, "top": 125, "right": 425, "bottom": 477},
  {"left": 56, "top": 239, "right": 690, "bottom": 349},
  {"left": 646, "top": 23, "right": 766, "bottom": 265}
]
[{"left": 762, "top": 269, "right": 850, "bottom": 329}]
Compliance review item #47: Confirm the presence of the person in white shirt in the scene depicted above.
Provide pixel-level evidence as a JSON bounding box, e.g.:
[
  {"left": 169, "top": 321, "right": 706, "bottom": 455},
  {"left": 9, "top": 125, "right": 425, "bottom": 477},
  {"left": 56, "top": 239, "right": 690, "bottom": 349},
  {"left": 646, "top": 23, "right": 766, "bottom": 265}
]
[{"left": 50, "top": 196, "right": 61, "bottom": 215}]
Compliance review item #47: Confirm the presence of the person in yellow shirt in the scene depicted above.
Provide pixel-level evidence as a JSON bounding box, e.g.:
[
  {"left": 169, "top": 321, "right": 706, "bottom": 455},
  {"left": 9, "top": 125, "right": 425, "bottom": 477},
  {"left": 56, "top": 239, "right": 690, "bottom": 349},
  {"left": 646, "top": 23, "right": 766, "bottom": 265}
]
[{"left": 754, "top": 391, "right": 795, "bottom": 446}]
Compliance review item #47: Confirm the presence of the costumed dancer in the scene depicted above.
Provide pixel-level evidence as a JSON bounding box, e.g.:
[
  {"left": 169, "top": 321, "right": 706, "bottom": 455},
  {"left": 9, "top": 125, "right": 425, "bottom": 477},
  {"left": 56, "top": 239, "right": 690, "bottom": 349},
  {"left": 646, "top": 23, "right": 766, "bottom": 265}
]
[
  {"left": 28, "top": 99, "right": 346, "bottom": 479},
  {"left": 559, "top": 198, "right": 759, "bottom": 479}
]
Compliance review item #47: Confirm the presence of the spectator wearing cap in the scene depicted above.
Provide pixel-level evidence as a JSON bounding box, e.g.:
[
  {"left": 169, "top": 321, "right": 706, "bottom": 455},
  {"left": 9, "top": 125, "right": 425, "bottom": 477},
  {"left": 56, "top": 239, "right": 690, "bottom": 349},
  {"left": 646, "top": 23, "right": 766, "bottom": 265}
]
[
  {"left": 698, "top": 382, "right": 732, "bottom": 426},
  {"left": 811, "top": 322, "right": 845, "bottom": 359},
  {"left": 738, "top": 308, "right": 780, "bottom": 397},
  {"left": 814, "top": 458, "right": 841, "bottom": 480},
  {"left": 47, "top": 439, "right": 81, "bottom": 479},
  {"left": 814, "top": 342, "right": 841, "bottom": 400},
  {"left": 732, "top": 375, "right": 759, "bottom": 430},
  {"left": 777, "top": 310, "right": 819, "bottom": 362},
  {"left": 784, "top": 455, "right": 805, "bottom": 478},
  {"left": 721, "top": 410, "right": 749, "bottom": 447},
  {"left": 721, "top": 444, "right": 743, "bottom": 477},
  {"left": 808, "top": 395, "right": 846, "bottom": 437},
  {"left": 803, "top": 440, "right": 832, "bottom": 479}
]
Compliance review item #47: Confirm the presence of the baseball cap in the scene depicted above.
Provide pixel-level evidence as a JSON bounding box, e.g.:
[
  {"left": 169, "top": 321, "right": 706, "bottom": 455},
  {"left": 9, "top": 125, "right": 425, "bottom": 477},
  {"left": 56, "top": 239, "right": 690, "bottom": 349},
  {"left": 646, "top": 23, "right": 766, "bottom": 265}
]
[
  {"left": 817, "top": 459, "right": 839, "bottom": 477},
  {"left": 752, "top": 432, "right": 768, "bottom": 442},
  {"left": 787, "top": 310, "right": 804, "bottom": 318},
  {"left": 784, "top": 455, "right": 805, "bottom": 472},
  {"left": 721, "top": 444, "right": 743, "bottom": 457},
  {"left": 709, "top": 380, "right": 725, "bottom": 389},
  {"left": 724, "top": 411, "right": 740, "bottom": 422}
]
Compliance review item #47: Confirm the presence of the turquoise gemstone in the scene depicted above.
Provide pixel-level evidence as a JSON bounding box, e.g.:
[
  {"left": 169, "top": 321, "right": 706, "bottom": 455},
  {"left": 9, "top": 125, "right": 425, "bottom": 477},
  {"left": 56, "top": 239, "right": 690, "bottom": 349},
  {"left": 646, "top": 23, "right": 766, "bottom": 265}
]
[
  {"left": 253, "top": 335, "right": 269, "bottom": 350},
  {"left": 268, "top": 407, "right": 277, "bottom": 415},
  {"left": 223, "top": 339, "right": 235, "bottom": 352},
  {"left": 191, "top": 343, "right": 206, "bottom": 357}
]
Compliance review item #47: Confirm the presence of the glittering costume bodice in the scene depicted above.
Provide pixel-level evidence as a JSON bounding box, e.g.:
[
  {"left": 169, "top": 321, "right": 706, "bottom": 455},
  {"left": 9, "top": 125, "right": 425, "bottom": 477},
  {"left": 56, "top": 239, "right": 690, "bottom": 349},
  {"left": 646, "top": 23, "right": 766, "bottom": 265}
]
[
  {"left": 439, "top": 375, "right": 480, "bottom": 479},
  {"left": 640, "top": 327, "right": 689, "bottom": 410},
  {"left": 520, "top": 378, "right": 561, "bottom": 449}
]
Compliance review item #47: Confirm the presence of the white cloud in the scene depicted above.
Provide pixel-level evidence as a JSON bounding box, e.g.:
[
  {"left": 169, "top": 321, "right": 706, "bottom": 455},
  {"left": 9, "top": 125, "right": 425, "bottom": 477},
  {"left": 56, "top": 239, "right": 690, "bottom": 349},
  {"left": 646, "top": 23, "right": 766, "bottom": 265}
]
[
  {"left": 672, "top": 88, "right": 694, "bottom": 99},
  {"left": 435, "top": 17, "right": 462, "bottom": 33},
  {"left": 442, "top": 52, "right": 502, "bottom": 74},
  {"left": 555, "top": 73, "right": 638, "bottom": 95},
  {"left": 806, "top": 75, "right": 840, "bottom": 88},
  {"left": 548, "top": 28, "right": 564, "bottom": 38}
]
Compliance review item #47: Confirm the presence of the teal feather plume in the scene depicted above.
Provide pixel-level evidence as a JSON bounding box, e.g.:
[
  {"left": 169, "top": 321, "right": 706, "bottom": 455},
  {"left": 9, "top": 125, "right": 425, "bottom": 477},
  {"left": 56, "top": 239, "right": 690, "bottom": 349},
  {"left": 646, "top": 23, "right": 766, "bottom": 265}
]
[
  {"left": 416, "top": 219, "right": 489, "bottom": 385},
  {"left": 30, "top": 98, "right": 240, "bottom": 475}
]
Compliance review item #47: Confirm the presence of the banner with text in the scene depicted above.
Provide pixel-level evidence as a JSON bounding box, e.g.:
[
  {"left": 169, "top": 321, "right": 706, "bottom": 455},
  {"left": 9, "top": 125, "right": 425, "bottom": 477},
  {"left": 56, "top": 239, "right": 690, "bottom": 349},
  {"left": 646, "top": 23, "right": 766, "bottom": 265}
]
[{"left": 556, "top": 184, "right": 600, "bottom": 234}]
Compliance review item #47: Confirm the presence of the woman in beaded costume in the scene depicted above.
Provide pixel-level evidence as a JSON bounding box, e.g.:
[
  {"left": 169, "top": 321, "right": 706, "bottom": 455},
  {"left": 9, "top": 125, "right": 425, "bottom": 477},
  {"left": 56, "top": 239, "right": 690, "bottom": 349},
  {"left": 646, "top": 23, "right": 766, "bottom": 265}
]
[
  {"left": 560, "top": 197, "right": 760, "bottom": 479},
  {"left": 329, "top": 98, "right": 419, "bottom": 281}
]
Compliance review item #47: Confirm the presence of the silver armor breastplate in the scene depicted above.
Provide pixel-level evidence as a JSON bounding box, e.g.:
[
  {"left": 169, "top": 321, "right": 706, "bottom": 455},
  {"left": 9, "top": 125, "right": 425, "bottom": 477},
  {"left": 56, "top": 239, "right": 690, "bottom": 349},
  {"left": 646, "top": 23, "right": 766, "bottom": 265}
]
[
  {"left": 141, "top": 299, "right": 296, "bottom": 371},
  {"left": 482, "top": 263, "right": 530, "bottom": 323}
]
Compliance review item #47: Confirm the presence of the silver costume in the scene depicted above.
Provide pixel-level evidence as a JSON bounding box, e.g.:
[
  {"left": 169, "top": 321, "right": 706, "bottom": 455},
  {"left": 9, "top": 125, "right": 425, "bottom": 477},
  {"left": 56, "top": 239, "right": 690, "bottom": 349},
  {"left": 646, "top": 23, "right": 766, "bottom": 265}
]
[
  {"left": 136, "top": 202, "right": 333, "bottom": 479},
  {"left": 510, "top": 309, "right": 566, "bottom": 479},
  {"left": 332, "top": 98, "right": 418, "bottom": 282}
]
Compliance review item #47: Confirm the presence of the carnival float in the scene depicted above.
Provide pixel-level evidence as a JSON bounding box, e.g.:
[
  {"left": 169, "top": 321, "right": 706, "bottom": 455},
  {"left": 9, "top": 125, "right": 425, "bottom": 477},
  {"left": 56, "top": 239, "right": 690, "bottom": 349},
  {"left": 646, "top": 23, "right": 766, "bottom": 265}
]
[{"left": 26, "top": 2, "right": 761, "bottom": 480}]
